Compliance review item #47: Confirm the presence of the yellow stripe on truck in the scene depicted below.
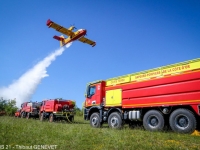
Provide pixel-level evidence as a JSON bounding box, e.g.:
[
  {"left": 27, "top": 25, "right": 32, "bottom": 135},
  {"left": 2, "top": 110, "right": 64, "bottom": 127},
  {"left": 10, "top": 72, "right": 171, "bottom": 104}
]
[
  {"left": 161, "top": 58, "right": 200, "bottom": 75},
  {"left": 106, "top": 75, "right": 130, "bottom": 86},
  {"left": 106, "top": 58, "right": 200, "bottom": 86}
]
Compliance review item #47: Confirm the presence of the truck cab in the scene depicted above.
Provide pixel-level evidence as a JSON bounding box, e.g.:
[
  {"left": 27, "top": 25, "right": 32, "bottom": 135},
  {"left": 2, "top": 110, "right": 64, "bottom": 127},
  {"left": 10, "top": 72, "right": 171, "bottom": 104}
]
[
  {"left": 20, "top": 102, "right": 41, "bottom": 119},
  {"left": 84, "top": 80, "right": 105, "bottom": 120},
  {"left": 85, "top": 81, "right": 106, "bottom": 106}
]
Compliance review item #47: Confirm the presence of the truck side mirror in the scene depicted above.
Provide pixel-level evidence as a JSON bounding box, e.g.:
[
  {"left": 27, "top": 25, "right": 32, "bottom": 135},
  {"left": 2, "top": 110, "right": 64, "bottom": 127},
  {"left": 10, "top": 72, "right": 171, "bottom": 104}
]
[{"left": 86, "top": 85, "right": 90, "bottom": 98}]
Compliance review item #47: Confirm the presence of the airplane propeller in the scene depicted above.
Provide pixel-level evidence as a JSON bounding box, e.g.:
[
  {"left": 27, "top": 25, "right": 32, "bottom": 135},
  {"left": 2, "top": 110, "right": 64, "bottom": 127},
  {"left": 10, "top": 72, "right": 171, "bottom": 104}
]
[{"left": 70, "top": 24, "right": 77, "bottom": 30}]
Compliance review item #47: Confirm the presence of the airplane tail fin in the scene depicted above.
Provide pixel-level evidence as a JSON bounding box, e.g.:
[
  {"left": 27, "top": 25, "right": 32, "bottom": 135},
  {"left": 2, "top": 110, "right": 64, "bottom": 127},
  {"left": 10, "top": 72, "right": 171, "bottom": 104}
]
[{"left": 53, "top": 35, "right": 65, "bottom": 47}]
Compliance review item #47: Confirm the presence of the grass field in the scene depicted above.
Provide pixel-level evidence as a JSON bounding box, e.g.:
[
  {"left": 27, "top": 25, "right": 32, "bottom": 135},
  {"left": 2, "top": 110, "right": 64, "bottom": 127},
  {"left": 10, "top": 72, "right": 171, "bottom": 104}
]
[{"left": 0, "top": 116, "right": 200, "bottom": 150}]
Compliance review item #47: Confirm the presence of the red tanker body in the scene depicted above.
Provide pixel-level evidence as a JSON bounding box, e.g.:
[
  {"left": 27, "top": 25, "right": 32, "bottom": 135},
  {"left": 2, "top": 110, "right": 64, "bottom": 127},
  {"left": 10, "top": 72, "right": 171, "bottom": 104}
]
[
  {"left": 83, "top": 58, "right": 200, "bottom": 134},
  {"left": 39, "top": 98, "right": 75, "bottom": 122},
  {"left": 20, "top": 102, "right": 41, "bottom": 119}
]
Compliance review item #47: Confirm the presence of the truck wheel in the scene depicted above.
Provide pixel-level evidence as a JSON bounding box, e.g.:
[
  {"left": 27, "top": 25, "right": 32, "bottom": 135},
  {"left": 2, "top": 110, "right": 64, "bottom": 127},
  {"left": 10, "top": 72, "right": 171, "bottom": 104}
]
[
  {"left": 49, "top": 113, "right": 54, "bottom": 122},
  {"left": 169, "top": 109, "right": 196, "bottom": 134},
  {"left": 90, "top": 113, "right": 101, "bottom": 128},
  {"left": 108, "top": 112, "right": 122, "bottom": 129},
  {"left": 21, "top": 112, "right": 25, "bottom": 118},
  {"left": 26, "top": 113, "right": 30, "bottom": 119},
  {"left": 20, "top": 112, "right": 23, "bottom": 118},
  {"left": 68, "top": 116, "right": 74, "bottom": 122},
  {"left": 143, "top": 110, "right": 164, "bottom": 131},
  {"left": 40, "top": 113, "right": 44, "bottom": 121}
]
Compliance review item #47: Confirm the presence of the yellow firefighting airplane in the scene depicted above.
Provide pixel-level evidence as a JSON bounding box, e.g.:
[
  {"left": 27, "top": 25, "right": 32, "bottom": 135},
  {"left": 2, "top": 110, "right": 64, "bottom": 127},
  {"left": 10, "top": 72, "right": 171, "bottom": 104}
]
[{"left": 46, "top": 19, "right": 96, "bottom": 47}]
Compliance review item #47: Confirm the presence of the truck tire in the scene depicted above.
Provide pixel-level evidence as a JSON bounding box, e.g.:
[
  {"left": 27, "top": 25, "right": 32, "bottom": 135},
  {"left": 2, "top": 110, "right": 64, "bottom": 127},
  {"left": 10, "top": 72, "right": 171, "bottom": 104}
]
[
  {"left": 169, "top": 109, "right": 196, "bottom": 134},
  {"left": 49, "top": 113, "right": 54, "bottom": 122},
  {"left": 108, "top": 112, "right": 122, "bottom": 129},
  {"left": 68, "top": 116, "right": 74, "bottom": 122},
  {"left": 143, "top": 110, "right": 164, "bottom": 131},
  {"left": 21, "top": 112, "right": 25, "bottom": 118},
  {"left": 26, "top": 113, "right": 30, "bottom": 119},
  {"left": 40, "top": 113, "right": 44, "bottom": 121},
  {"left": 90, "top": 113, "right": 101, "bottom": 128},
  {"left": 20, "top": 112, "right": 23, "bottom": 118}
]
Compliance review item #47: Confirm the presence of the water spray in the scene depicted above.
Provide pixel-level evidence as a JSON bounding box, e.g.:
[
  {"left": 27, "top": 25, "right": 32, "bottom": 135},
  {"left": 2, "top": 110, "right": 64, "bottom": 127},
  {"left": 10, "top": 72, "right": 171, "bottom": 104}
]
[{"left": 0, "top": 43, "right": 72, "bottom": 107}]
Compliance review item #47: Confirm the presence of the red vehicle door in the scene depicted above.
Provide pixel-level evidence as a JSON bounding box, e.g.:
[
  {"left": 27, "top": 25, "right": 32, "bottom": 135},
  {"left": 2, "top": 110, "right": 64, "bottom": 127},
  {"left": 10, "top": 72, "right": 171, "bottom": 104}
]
[{"left": 85, "top": 82, "right": 105, "bottom": 106}]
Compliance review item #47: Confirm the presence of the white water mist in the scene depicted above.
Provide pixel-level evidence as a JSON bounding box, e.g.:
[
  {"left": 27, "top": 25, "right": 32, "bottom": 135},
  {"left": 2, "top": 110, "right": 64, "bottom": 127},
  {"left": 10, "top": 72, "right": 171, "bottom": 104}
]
[{"left": 0, "top": 43, "right": 72, "bottom": 107}]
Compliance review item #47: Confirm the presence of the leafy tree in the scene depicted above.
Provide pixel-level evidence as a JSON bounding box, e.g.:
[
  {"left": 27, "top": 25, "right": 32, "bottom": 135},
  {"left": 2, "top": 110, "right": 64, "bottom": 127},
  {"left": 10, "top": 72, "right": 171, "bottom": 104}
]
[
  {"left": 0, "top": 97, "right": 7, "bottom": 111},
  {"left": 0, "top": 98, "right": 17, "bottom": 116},
  {"left": 5, "top": 99, "right": 18, "bottom": 116},
  {"left": 74, "top": 105, "right": 83, "bottom": 116}
]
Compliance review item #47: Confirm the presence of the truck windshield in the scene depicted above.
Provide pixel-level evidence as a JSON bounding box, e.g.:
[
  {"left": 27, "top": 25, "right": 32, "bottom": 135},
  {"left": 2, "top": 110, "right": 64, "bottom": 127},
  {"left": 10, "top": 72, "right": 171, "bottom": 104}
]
[
  {"left": 87, "top": 86, "right": 96, "bottom": 98},
  {"left": 33, "top": 102, "right": 41, "bottom": 107}
]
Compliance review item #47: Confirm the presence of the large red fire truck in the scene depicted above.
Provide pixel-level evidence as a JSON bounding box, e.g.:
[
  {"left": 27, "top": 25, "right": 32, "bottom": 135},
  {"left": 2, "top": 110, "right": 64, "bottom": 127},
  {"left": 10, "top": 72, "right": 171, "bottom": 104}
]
[
  {"left": 20, "top": 102, "right": 41, "bottom": 119},
  {"left": 83, "top": 58, "right": 200, "bottom": 134},
  {"left": 39, "top": 98, "right": 75, "bottom": 122}
]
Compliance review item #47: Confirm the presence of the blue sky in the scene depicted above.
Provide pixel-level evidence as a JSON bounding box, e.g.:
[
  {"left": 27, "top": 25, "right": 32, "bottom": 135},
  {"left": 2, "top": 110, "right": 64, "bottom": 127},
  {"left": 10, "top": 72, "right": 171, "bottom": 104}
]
[{"left": 0, "top": 0, "right": 200, "bottom": 108}]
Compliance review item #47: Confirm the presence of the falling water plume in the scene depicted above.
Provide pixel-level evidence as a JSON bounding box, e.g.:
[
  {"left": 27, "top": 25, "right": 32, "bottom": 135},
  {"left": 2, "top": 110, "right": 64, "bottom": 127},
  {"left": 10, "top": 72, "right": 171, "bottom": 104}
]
[{"left": 0, "top": 42, "right": 72, "bottom": 107}]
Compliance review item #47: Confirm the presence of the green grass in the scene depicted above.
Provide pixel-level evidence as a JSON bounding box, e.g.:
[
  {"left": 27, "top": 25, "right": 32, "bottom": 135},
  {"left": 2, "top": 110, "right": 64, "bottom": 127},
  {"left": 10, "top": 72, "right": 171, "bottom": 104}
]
[{"left": 0, "top": 116, "right": 200, "bottom": 150}]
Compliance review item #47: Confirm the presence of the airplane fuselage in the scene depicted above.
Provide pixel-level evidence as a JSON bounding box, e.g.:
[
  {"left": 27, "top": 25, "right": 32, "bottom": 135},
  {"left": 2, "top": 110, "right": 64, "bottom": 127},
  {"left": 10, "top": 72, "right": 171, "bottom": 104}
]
[{"left": 63, "top": 29, "right": 86, "bottom": 45}]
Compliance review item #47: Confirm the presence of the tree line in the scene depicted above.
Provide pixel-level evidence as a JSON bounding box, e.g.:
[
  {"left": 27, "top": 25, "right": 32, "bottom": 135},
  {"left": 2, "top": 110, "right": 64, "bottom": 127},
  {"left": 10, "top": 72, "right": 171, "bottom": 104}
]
[
  {"left": 74, "top": 105, "right": 83, "bottom": 116},
  {"left": 0, "top": 97, "right": 18, "bottom": 116}
]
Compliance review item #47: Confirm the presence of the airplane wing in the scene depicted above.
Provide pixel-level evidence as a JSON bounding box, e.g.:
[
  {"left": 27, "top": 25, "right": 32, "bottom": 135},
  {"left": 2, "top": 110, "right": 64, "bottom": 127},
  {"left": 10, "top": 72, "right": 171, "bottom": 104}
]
[
  {"left": 78, "top": 37, "right": 96, "bottom": 47},
  {"left": 46, "top": 19, "right": 74, "bottom": 37}
]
